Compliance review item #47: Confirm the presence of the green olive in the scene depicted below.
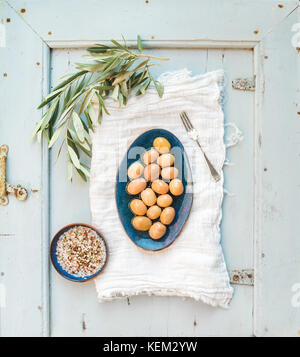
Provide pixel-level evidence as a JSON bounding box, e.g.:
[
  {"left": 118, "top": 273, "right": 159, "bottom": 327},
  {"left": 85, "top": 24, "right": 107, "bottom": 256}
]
[{"left": 132, "top": 216, "right": 152, "bottom": 231}]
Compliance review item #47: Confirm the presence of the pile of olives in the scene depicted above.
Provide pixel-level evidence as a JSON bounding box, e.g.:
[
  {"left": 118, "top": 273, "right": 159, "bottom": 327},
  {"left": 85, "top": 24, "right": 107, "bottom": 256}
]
[{"left": 126, "top": 137, "right": 184, "bottom": 240}]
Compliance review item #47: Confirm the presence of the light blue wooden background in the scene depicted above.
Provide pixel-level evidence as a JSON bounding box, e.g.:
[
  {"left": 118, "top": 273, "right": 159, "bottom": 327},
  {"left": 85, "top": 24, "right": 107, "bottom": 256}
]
[{"left": 0, "top": 0, "right": 300, "bottom": 336}]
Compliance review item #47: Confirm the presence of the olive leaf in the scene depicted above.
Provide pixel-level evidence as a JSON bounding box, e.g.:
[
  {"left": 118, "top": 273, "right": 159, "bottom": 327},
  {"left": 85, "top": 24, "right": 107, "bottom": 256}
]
[
  {"left": 32, "top": 99, "right": 58, "bottom": 139},
  {"left": 79, "top": 88, "right": 96, "bottom": 114},
  {"left": 37, "top": 88, "right": 63, "bottom": 109},
  {"left": 48, "top": 124, "right": 64, "bottom": 148},
  {"left": 76, "top": 167, "right": 87, "bottom": 182},
  {"left": 136, "top": 78, "right": 151, "bottom": 96},
  {"left": 67, "top": 129, "right": 92, "bottom": 157},
  {"left": 111, "top": 39, "right": 130, "bottom": 53},
  {"left": 118, "top": 92, "right": 124, "bottom": 107},
  {"left": 72, "top": 112, "right": 85, "bottom": 142},
  {"left": 68, "top": 145, "right": 81, "bottom": 169},
  {"left": 67, "top": 130, "right": 79, "bottom": 156},
  {"left": 67, "top": 161, "right": 73, "bottom": 182},
  {"left": 154, "top": 80, "right": 164, "bottom": 98},
  {"left": 111, "top": 84, "right": 120, "bottom": 101},
  {"left": 53, "top": 70, "right": 88, "bottom": 92},
  {"left": 112, "top": 71, "right": 131, "bottom": 86},
  {"left": 96, "top": 93, "right": 109, "bottom": 115},
  {"left": 87, "top": 104, "right": 98, "bottom": 126},
  {"left": 34, "top": 35, "right": 169, "bottom": 181},
  {"left": 79, "top": 165, "right": 90, "bottom": 178},
  {"left": 120, "top": 81, "right": 128, "bottom": 98},
  {"left": 84, "top": 110, "right": 94, "bottom": 131},
  {"left": 37, "top": 130, "right": 42, "bottom": 144},
  {"left": 137, "top": 35, "right": 143, "bottom": 53},
  {"left": 76, "top": 62, "right": 106, "bottom": 73}
]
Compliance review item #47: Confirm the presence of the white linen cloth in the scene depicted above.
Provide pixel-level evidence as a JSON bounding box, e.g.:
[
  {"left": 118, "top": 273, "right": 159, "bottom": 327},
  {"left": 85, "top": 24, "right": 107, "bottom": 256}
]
[{"left": 90, "top": 69, "right": 233, "bottom": 308}]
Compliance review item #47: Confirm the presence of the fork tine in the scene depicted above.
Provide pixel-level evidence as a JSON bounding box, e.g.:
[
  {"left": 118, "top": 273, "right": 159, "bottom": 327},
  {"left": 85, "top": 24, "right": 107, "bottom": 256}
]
[
  {"left": 181, "top": 112, "right": 190, "bottom": 130},
  {"left": 180, "top": 113, "right": 188, "bottom": 132},
  {"left": 180, "top": 112, "right": 189, "bottom": 132},
  {"left": 183, "top": 112, "right": 194, "bottom": 131},
  {"left": 182, "top": 111, "right": 194, "bottom": 130}
]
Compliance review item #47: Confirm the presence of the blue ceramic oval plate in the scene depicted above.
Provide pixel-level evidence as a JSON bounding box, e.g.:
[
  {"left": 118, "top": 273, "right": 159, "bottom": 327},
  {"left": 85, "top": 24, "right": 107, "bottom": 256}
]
[
  {"left": 116, "top": 128, "right": 193, "bottom": 251},
  {"left": 50, "top": 223, "right": 108, "bottom": 282}
]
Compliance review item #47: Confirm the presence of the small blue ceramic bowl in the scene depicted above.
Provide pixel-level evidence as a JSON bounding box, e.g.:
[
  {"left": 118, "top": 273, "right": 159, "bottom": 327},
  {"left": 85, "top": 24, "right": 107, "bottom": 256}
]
[
  {"left": 50, "top": 223, "right": 108, "bottom": 282},
  {"left": 116, "top": 128, "right": 193, "bottom": 251}
]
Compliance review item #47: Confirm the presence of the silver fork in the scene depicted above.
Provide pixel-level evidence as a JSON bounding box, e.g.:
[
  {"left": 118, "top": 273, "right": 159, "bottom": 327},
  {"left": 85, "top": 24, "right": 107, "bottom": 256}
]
[{"left": 180, "top": 111, "right": 221, "bottom": 182}]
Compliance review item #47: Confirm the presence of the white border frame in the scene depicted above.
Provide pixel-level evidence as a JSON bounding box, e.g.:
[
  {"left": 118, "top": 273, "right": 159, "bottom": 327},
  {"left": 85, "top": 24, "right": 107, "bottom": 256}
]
[{"left": 2, "top": 0, "right": 300, "bottom": 336}]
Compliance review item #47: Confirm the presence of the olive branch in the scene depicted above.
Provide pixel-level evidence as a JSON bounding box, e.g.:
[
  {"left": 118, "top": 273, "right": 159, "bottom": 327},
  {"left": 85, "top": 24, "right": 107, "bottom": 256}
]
[{"left": 32, "top": 35, "right": 169, "bottom": 181}]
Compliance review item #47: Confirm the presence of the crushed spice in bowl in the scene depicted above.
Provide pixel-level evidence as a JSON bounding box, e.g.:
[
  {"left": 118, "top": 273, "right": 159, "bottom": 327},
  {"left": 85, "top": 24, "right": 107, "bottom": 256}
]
[{"left": 50, "top": 224, "right": 107, "bottom": 282}]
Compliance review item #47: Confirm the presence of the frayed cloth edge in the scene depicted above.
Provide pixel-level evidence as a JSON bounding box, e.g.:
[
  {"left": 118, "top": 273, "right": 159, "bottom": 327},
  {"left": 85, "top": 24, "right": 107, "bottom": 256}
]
[{"left": 96, "top": 286, "right": 233, "bottom": 309}]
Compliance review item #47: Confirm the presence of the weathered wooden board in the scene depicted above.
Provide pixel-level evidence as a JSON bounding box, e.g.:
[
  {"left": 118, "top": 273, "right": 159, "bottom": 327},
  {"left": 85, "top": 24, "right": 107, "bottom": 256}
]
[
  {"left": 0, "top": 1, "right": 47, "bottom": 336},
  {"left": 49, "top": 47, "right": 254, "bottom": 337},
  {"left": 5, "top": 0, "right": 298, "bottom": 44},
  {"left": 253, "top": 5, "right": 300, "bottom": 337}
]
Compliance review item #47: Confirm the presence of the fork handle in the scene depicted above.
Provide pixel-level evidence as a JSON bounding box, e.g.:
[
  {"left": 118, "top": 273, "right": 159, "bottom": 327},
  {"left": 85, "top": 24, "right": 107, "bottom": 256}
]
[
  {"left": 203, "top": 152, "right": 221, "bottom": 182},
  {"left": 196, "top": 141, "right": 221, "bottom": 182}
]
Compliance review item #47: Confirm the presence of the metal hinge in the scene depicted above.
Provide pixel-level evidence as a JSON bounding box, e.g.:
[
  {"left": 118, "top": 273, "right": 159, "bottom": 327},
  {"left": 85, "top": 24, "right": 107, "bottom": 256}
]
[
  {"left": 0, "top": 145, "right": 27, "bottom": 206},
  {"left": 229, "top": 269, "right": 254, "bottom": 286},
  {"left": 232, "top": 77, "right": 255, "bottom": 91}
]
